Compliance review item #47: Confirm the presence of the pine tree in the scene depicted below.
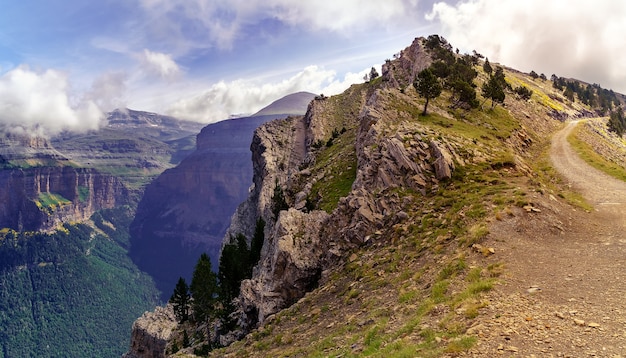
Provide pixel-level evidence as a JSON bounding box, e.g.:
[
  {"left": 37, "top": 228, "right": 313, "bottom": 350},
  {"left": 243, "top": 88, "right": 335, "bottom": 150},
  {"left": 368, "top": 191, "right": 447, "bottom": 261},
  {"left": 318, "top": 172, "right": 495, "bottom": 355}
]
[
  {"left": 250, "top": 217, "right": 265, "bottom": 269},
  {"left": 369, "top": 67, "right": 379, "bottom": 81},
  {"left": 414, "top": 68, "right": 442, "bottom": 115},
  {"left": 483, "top": 58, "right": 493, "bottom": 75},
  {"left": 218, "top": 234, "right": 250, "bottom": 306},
  {"left": 272, "top": 181, "right": 289, "bottom": 219},
  {"left": 481, "top": 67, "right": 507, "bottom": 108},
  {"left": 170, "top": 277, "right": 190, "bottom": 323},
  {"left": 190, "top": 253, "right": 219, "bottom": 324}
]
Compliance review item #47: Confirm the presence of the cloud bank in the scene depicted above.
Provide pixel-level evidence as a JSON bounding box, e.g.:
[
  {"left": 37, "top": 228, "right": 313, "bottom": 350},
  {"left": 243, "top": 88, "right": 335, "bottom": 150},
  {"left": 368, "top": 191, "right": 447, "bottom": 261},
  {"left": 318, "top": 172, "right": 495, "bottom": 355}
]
[
  {"left": 166, "top": 65, "right": 372, "bottom": 122},
  {"left": 427, "top": 0, "right": 626, "bottom": 93},
  {"left": 0, "top": 66, "right": 104, "bottom": 137}
]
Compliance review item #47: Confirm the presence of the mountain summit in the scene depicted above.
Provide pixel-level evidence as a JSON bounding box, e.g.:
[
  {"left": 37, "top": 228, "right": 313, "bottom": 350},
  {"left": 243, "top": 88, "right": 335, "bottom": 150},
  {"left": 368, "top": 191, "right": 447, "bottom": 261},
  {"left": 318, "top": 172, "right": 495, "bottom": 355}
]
[{"left": 253, "top": 92, "right": 317, "bottom": 116}]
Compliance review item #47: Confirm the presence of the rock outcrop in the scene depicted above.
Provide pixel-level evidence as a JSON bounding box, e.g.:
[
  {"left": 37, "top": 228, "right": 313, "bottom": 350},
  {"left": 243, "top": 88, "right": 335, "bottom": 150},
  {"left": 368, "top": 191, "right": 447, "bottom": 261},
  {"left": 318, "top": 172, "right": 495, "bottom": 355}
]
[{"left": 123, "top": 305, "right": 178, "bottom": 358}]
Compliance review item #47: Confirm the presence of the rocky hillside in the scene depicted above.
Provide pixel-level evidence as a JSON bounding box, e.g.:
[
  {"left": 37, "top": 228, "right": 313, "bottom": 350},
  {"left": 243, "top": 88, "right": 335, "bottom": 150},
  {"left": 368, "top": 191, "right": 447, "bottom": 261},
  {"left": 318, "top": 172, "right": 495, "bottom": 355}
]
[
  {"left": 129, "top": 93, "right": 316, "bottom": 299},
  {"left": 124, "top": 36, "right": 625, "bottom": 357}
]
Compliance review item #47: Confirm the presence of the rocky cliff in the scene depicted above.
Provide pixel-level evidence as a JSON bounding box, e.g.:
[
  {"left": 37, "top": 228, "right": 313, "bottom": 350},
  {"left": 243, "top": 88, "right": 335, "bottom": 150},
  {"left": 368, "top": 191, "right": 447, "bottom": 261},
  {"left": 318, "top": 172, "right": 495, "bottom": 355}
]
[
  {"left": 225, "top": 37, "right": 465, "bottom": 334},
  {"left": 128, "top": 94, "right": 316, "bottom": 299},
  {"left": 0, "top": 166, "right": 128, "bottom": 232},
  {"left": 123, "top": 305, "right": 178, "bottom": 358}
]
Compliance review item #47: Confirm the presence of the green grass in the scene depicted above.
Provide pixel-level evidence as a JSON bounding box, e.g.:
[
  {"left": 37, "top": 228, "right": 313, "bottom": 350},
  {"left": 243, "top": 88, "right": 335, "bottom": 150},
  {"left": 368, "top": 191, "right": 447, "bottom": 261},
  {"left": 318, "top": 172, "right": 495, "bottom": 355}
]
[
  {"left": 78, "top": 186, "right": 90, "bottom": 202},
  {"left": 36, "top": 192, "right": 71, "bottom": 210},
  {"left": 568, "top": 124, "right": 626, "bottom": 182}
]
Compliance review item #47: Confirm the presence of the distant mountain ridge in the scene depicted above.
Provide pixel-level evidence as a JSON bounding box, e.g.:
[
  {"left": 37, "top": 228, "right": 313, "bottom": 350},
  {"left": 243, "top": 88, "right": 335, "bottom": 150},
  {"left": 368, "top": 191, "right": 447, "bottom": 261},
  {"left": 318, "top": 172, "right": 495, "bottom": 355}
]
[{"left": 253, "top": 91, "right": 317, "bottom": 116}]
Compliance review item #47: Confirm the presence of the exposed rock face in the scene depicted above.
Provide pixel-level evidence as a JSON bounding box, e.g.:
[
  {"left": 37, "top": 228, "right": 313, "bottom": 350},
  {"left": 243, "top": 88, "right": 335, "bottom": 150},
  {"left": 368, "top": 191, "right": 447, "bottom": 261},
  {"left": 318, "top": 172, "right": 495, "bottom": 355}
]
[
  {"left": 222, "top": 36, "right": 521, "bottom": 340},
  {"left": 129, "top": 114, "right": 292, "bottom": 298},
  {"left": 123, "top": 305, "right": 177, "bottom": 358},
  {"left": 129, "top": 93, "right": 316, "bottom": 299},
  {"left": 239, "top": 208, "right": 329, "bottom": 324},
  {"left": 223, "top": 38, "right": 442, "bottom": 336},
  {"left": 0, "top": 166, "right": 128, "bottom": 232},
  {"left": 381, "top": 37, "right": 432, "bottom": 89}
]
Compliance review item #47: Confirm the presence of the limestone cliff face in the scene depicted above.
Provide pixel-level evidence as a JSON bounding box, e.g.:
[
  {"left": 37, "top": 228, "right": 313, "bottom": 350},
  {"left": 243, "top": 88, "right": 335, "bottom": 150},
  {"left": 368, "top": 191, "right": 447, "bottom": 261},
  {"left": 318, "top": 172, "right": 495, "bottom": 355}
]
[
  {"left": 0, "top": 166, "right": 128, "bottom": 231},
  {"left": 123, "top": 305, "right": 177, "bottom": 358}
]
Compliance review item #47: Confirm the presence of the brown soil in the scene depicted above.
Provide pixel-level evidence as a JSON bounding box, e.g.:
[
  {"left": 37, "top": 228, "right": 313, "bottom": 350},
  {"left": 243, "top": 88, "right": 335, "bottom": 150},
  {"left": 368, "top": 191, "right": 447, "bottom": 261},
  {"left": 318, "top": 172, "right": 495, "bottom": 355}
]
[{"left": 464, "top": 121, "right": 626, "bottom": 357}]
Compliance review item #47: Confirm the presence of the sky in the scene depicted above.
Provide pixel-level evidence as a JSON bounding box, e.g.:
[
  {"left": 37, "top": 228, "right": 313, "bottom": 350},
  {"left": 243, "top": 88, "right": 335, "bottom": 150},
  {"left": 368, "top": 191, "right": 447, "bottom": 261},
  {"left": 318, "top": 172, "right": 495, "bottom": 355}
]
[{"left": 1, "top": 0, "right": 625, "bottom": 136}]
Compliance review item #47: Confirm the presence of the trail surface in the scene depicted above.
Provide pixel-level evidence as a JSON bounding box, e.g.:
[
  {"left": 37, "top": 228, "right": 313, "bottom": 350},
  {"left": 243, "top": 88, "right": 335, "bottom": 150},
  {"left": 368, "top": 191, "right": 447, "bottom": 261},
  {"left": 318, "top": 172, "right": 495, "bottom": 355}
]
[{"left": 465, "top": 120, "right": 626, "bottom": 357}]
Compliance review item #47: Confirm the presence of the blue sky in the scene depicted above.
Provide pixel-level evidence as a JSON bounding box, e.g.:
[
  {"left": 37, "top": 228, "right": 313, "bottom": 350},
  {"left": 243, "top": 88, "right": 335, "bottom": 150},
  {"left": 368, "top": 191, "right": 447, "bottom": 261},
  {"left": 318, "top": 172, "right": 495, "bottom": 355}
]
[{"left": 1, "top": 0, "right": 625, "bottom": 135}]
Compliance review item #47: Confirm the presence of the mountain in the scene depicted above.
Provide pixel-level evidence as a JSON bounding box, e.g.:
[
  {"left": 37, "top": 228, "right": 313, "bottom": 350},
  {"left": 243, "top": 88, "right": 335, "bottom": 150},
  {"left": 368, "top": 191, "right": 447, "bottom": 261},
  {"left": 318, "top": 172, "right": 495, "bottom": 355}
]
[
  {"left": 128, "top": 93, "right": 316, "bottom": 299},
  {"left": 124, "top": 36, "right": 626, "bottom": 357},
  {"left": 252, "top": 91, "right": 317, "bottom": 116}
]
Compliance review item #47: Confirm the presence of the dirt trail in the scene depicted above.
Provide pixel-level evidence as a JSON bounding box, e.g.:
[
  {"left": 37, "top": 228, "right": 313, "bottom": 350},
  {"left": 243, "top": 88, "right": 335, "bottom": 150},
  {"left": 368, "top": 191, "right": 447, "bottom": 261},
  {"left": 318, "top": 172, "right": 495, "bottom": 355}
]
[{"left": 464, "top": 120, "right": 626, "bottom": 357}]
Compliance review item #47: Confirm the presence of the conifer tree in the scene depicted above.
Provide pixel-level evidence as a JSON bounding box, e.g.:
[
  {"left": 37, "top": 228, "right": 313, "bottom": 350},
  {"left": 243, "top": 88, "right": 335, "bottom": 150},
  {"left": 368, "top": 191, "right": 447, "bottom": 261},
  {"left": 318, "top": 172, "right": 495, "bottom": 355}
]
[
  {"left": 414, "top": 68, "right": 442, "bottom": 115},
  {"left": 190, "top": 253, "right": 218, "bottom": 324},
  {"left": 483, "top": 58, "right": 493, "bottom": 75},
  {"left": 170, "top": 277, "right": 190, "bottom": 323}
]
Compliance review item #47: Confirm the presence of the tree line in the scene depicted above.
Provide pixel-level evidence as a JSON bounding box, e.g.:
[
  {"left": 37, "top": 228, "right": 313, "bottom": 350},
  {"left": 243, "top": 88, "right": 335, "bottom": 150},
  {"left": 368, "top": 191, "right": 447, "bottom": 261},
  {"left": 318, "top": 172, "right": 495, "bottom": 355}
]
[
  {"left": 414, "top": 35, "right": 535, "bottom": 116},
  {"left": 169, "top": 217, "right": 266, "bottom": 349}
]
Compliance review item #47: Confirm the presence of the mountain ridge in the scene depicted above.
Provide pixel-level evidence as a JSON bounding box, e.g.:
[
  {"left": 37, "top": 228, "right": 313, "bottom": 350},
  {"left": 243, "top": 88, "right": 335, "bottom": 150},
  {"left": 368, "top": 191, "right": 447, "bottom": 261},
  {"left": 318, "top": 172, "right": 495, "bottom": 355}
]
[{"left": 123, "top": 35, "right": 626, "bottom": 357}]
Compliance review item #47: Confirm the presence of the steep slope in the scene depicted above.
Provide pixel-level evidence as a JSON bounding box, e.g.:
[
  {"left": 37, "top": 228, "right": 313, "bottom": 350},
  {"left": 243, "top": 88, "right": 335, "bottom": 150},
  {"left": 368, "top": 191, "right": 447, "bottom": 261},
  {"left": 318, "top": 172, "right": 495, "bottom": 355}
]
[
  {"left": 125, "top": 36, "right": 625, "bottom": 358},
  {"left": 129, "top": 93, "right": 315, "bottom": 299},
  {"left": 0, "top": 210, "right": 159, "bottom": 357}
]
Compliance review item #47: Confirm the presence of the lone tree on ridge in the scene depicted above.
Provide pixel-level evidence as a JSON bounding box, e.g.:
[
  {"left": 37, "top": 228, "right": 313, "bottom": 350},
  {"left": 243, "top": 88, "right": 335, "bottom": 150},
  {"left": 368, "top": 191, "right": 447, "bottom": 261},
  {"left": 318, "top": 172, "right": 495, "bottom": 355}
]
[{"left": 414, "top": 68, "right": 442, "bottom": 115}]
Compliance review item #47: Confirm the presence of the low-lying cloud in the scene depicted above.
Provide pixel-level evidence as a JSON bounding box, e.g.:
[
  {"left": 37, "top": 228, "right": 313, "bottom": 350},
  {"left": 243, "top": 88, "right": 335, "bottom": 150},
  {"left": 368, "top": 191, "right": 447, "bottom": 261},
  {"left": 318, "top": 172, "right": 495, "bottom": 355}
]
[
  {"left": 427, "top": 0, "right": 626, "bottom": 93},
  {"left": 0, "top": 66, "right": 104, "bottom": 137},
  {"left": 166, "top": 65, "right": 372, "bottom": 122}
]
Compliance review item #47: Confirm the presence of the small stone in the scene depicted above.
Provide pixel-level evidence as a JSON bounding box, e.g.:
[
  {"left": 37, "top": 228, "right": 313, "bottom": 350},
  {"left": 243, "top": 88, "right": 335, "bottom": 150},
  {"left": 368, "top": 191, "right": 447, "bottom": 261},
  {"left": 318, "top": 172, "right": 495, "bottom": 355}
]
[
  {"left": 555, "top": 312, "right": 565, "bottom": 319},
  {"left": 506, "top": 346, "right": 519, "bottom": 352},
  {"left": 527, "top": 286, "right": 542, "bottom": 294},
  {"left": 574, "top": 319, "right": 585, "bottom": 326},
  {"left": 588, "top": 322, "right": 600, "bottom": 328}
]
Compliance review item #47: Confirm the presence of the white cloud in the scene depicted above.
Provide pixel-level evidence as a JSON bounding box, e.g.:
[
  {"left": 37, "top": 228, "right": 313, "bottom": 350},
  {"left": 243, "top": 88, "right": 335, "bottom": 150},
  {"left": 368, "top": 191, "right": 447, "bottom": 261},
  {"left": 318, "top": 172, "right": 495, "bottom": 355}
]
[
  {"left": 141, "top": 49, "right": 182, "bottom": 79},
  {"left": 0, "top": 66, "right": 104, "bottom": 137},
  {"left": 137, "top": 0, "right": 421, "bottom": 52},
  {"left": 84, "top": 71, "right": 128, "bottom": 112},
  {"left": 427, "top": 0, "right": 626, "bottom": 92},
  {"left": 166, "top": 65, "right": 372, "bottom": 122}
]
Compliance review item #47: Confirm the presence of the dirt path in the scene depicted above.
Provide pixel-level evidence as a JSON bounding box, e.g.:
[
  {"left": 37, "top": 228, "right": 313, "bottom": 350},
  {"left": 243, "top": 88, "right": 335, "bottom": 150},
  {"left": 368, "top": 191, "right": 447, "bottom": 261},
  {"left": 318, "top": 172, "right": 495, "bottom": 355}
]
[{"left": 464, "top": 121, "right": 626, "bottom": 357}]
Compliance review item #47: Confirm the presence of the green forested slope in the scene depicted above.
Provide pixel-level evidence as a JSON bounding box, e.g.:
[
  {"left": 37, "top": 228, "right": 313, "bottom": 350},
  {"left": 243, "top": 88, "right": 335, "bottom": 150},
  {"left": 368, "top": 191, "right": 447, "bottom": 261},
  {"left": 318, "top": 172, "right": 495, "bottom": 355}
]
[{"left": 0, "top": 208, "right": 159, "bottom": 357}]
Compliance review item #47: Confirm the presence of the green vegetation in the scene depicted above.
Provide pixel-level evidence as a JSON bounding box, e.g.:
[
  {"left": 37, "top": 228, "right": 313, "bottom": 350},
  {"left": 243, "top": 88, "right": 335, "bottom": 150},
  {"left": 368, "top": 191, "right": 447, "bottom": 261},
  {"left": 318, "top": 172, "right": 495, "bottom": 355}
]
[
  {"left": 0, "top": 215, "right": 159, "bottom": 357},
  {"left": 171, "top": 277, "right": 191, "bottom": 323},
  {"left": 414, "top": 68, "right": 442, "bottom": 115},
  {"left": 552, "top": 75, "right": 620, "bottom": 114},
  {"left": 568, "top": 123, "right": 626, "bottom": 182},
  {"left": 35, "top": 192, "right": 71, "bottom": 211},
  {"left": 77, "top": 185, "right": 90, "bottom": 203},
  {"left": 608, "top": 107, "right": 626, "bottom": 136}
]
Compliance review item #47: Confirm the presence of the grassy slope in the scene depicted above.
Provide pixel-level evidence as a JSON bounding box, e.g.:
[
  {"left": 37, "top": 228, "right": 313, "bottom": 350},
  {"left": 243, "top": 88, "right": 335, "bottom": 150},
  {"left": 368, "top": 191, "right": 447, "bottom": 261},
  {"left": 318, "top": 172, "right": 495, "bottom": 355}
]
[
  {"left": 568, "top": 121, "right": 626, "bottom": 182},
  {"left": 199, "top": 66, "right": 615, "bottom": 358}
]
